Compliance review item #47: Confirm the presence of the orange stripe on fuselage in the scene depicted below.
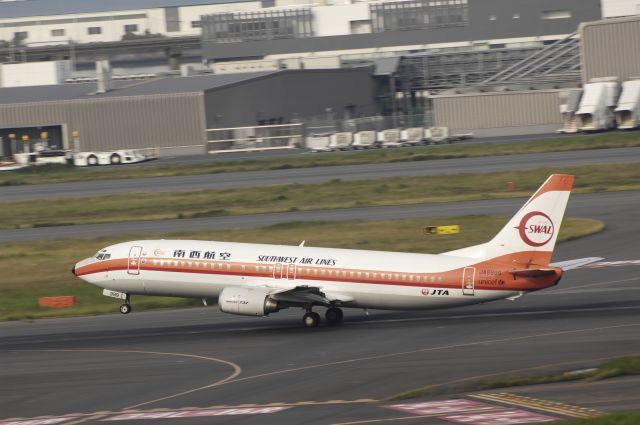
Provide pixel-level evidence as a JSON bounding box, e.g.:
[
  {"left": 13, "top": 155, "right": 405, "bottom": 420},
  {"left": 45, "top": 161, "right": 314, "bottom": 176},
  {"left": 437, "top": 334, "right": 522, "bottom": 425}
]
[{"left": 76, "top": 252, "right": 562, "bottom": 293}]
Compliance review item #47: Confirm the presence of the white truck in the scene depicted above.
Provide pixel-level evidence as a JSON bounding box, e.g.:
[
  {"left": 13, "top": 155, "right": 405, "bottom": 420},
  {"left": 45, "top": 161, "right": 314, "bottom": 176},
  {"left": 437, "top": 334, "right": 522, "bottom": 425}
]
[
  {"left": 400, "top": 127, "right": 425, "bottom": 145},
  {"left": 73, "top": 149, "right": 157, "bottom": 166},
  {"left": 351, "top": 131, "right": 377, "bottom": 149},
  {"left": 615, "top": 79, "right": 640, "bottom": 130},
  {"left": 306, "top": 134, "right": 332, "bottom": 152},
  {"left": 328, "top": 132, "right": 353, "bottom": 150},
  {"left": 377, "top": 129, "right": 404, "bottom": 148},
  {"left": 575, "top": 79, "right": 619, "bottom": 131},
  {"left": 13, "top": 148, "right": 158, "bottom": 167}
]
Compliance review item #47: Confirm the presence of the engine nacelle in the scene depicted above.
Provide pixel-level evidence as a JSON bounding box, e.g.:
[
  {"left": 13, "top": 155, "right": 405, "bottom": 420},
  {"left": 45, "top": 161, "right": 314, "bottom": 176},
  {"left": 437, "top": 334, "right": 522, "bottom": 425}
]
[{"left": 218, "top": 287, "right": 280, "bottom": 316}]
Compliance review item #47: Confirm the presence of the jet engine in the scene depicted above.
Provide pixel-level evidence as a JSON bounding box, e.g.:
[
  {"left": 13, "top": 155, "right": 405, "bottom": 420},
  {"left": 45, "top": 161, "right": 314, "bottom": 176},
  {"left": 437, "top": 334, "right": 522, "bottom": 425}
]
[{"left": 218, "top": 287, "right": 280, "bottom": 316}]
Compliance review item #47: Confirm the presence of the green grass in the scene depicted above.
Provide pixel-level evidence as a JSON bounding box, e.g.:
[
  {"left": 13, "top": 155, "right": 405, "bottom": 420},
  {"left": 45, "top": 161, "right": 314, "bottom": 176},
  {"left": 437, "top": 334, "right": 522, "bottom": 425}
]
[
  {"left": 2, "top": 131, "right": 640, "bottom": 186},
  {"left": 389, "top": 354, "right": 640, "bottom": 401},
  {"left": 0, "top": 215, "right": 602, "bottom": 321},
  {"left": 553, "top": 412, "right": 640, "bottom": 424},
  {"left": 1, "top": 163, "right": 638, "bottom": 229}
]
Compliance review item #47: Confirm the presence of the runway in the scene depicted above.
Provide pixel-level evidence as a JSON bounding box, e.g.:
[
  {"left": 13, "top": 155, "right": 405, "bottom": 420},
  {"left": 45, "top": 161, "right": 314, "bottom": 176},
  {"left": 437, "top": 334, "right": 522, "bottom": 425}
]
[
  {"left": 1, "top": 147, "right": 638, "bottom": 201},
  {"left": 2, "top": 190, "right": 638, "bottom": 242},
  {"left": 1, "top": 188, "right": 639, "bottom": 424}
]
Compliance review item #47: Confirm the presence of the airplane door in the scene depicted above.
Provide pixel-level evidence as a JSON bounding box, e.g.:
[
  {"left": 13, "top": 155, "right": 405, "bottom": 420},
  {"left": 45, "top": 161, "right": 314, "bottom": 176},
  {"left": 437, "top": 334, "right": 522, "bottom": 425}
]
[
  {"left": 128, "top": 246, "right": 143, "bottom": 275},
  {"left": 286, "top": 264, "right": 296, "bottom": 280},
  {"left": 273, "top": 263, "right": 282, "bottom": 279},
  {"left": 462, "top": 267, "right": 475, "bottom": 295}
]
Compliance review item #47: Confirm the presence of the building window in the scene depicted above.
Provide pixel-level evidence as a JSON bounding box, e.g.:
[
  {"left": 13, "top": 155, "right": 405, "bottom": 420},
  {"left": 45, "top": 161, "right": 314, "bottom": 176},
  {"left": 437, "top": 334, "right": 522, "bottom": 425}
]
[
  {"left": 512, "top": 13, "right": 520, "bottom": 19},
  {"left": 488, "top": 15, "right": 496, "bottom": 20},
  {"left": 88, "top": 27, "right": 102, "bottom": 35},
  {"left": 51, "top": 29, "right": 65, "bottom": 36},
  {"left": 124, "top": 24, "right": 138, "bottom": 33},
  {"left": 191, "top": 21, "right": 202, "bottom": 28},
  {"left": 541, "top": 10, "right": 572, "bottom": 20},
  {"left": 13, "top": 31, "right": 28, "bottom": 41}
]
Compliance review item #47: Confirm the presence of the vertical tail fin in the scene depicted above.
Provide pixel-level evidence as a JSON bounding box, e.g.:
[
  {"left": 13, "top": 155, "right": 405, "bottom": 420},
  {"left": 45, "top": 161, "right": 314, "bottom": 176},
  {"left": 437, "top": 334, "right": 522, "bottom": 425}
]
[{"left": 485, "top": 174, "right": 575, "bottom": 265}]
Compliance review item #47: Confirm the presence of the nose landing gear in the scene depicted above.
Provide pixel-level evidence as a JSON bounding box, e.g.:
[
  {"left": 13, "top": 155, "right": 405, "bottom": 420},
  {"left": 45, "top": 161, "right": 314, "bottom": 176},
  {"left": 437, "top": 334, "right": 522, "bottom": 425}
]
[{"left": 119, "top": 294, "right": 132, "bottom": 314}]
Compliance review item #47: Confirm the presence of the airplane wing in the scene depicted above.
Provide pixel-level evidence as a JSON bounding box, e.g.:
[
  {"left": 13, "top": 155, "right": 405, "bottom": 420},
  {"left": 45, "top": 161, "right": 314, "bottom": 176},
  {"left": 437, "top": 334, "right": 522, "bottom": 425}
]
[
  {"left": 549, "top": 257, "right": 604, "bottom": 271},
  {"left": 269, "top": 286, "right": 354, "bottom": 306}
]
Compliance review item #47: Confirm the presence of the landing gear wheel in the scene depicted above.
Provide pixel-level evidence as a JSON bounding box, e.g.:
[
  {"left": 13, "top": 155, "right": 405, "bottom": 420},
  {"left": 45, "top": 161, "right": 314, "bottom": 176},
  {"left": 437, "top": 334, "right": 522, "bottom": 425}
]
[
  {"left": 302, "top": 312, "right": 321, "bottom": 328},
  {"left": 325, "top": 307, "right": 343, "bottom": 325},
  {"left": 120, "top": 303, "right": 132, "bottom": 314}
]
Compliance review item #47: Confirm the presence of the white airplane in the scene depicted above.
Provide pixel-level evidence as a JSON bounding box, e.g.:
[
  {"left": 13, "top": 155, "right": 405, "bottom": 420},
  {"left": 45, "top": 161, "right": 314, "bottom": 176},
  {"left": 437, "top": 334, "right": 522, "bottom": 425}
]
[{"left": 72, "top": 174, "right": 601, "bottom": 327}]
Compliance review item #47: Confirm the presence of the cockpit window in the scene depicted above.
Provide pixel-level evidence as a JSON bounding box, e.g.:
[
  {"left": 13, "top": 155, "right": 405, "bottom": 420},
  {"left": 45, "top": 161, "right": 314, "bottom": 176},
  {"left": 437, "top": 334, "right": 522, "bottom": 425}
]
[{"left": 95, "top": 253, "right": 111, "bottom": 260}]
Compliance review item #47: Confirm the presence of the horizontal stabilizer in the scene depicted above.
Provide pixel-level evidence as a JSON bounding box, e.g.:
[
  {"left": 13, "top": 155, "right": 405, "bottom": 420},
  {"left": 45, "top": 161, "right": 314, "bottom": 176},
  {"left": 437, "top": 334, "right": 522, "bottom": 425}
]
[
  {"left": 550, "top": 257, "right": 604, "bottom": 270},
  {"left": 510, "top": 269, "right": 557, "bottom": 278}
]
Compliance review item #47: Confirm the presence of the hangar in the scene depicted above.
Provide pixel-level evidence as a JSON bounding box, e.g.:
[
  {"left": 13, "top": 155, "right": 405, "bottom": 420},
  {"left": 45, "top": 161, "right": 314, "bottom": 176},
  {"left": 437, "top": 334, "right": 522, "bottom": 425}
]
[{"left": 0, "top": 68, "right": 377, "bottom": 156}]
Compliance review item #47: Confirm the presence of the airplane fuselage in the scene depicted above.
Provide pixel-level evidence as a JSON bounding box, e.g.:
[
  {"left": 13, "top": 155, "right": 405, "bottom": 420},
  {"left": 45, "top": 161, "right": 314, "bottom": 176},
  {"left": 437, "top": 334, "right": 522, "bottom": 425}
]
[{"left": 75, "top": 239, "right": 561, "bottom": 311}]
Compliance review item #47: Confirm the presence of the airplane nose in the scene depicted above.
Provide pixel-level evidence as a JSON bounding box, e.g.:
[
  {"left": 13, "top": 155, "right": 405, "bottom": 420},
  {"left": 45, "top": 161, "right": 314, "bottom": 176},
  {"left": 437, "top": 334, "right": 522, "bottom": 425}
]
[{"left": 71, "top": 265, "right": 76, "bottom": 276}]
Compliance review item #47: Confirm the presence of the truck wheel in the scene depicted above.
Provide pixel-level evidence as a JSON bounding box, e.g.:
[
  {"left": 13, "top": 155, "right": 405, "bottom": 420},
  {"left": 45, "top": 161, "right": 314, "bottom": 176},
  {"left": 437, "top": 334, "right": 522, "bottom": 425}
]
[
  {"left": 87, "top": 155, "right": 98, "bottom": 166},
  {"left": 110, "top": 154, "right": 121, "bottom": 165}
]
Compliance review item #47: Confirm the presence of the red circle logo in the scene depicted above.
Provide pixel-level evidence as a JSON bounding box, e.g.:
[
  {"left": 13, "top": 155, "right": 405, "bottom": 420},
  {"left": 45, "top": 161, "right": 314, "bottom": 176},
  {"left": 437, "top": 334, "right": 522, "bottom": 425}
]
[
  {"left": 421, "top": 288, "right": 430, "bottom": 296},
  {"left": 518, "top": 211, "right": 555, "bottom": 247}
]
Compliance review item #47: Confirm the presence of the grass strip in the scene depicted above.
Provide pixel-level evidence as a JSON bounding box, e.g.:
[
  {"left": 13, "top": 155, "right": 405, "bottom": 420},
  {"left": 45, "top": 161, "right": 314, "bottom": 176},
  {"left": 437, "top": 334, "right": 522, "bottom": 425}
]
[
  {"left": 1, "top": 163, "right": 638, "bottom": 230},
  {"left": 553, "top": 412, "right": 640, "bottom": 424},
  {"left": 389, "top": 354, "right": 640, "bottom": 401},
  {"left": 2, "top": 131, "right": 640, "bottom": 186},
  {"left": 0, "top": 215, "right": 602, "bottom": 321}
]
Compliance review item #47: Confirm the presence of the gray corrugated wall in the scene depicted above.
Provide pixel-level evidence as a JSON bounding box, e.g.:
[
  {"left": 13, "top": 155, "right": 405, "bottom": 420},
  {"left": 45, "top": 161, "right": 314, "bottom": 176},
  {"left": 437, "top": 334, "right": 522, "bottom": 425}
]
[
  {"left": 203, "top": 69, "right": 378, "bottom": 128},
  {"left": 581, "top": 16, "right": 640, "bottom": 83},
  {"left": 432, "top": 91, "right": 562, "bottom": 131},
  {"left": 0, "top": 93, "right": 206, "bottom": 151}
]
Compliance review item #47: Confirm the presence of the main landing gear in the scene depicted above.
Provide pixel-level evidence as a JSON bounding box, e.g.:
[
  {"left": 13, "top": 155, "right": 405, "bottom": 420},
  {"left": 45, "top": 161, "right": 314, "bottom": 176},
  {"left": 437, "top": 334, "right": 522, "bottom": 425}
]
[
  {"left": 302, "top": 307, "right": 344, "bottom": 328},
  {"left": 120, "top": 294, "right": 132, "bottom": 315},
  {"left": 325, "top": 307, "right": 344, "bottom": 325}
]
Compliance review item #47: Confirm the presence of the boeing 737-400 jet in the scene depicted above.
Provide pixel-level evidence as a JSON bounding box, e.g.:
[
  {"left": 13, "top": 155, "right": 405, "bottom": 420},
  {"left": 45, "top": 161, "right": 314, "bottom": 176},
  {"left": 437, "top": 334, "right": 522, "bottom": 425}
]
[{"left": 72, "top": 174, "right": 600, "bottom": 327}]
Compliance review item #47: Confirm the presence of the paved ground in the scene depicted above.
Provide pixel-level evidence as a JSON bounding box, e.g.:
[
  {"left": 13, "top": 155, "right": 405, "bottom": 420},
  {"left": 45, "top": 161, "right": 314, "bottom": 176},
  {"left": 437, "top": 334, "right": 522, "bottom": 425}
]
[
  {"left": 1, "top": 189, "right": 639, "bottom": 425},
  {"left": 1, "top": 190, "right": 637, "bottom": 242},
  {"left": 1, "top": 147, "right": 638, "bottom": 201}
]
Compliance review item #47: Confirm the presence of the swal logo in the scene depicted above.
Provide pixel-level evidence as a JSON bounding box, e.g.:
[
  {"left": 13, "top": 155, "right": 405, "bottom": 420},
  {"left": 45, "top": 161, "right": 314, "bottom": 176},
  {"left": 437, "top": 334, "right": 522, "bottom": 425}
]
[{"left": 517, "top": 211, "right": 554, "bottom": 247}]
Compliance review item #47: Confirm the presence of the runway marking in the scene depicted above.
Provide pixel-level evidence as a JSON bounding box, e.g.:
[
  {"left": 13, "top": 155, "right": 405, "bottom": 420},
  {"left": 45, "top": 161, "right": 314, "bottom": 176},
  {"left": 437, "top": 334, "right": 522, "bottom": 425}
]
[
  {"left": 469, "top": 393, "right": 603, "bottom": 419},
  {"left": 0, "top": 418, "right": 78, "bottom": 425},
  {"left": 102, "top": 406, "right": 291, "bottom": 421},
  {"left": 62, "top": 414, "right": 108, "bottom": 425},
  {"left": 332, "top": 412, "right": 500, "bottom": 425},
  {"left": 584, "top": 259, "right": 640, "bottom": 268},
  {"left": 384, "top": 400, "right": 496, "bottom": 415},
  {"left": 439, "top": 409, "right": 557, "bottom": 424},
  {"left": 31, "top": 349, "right": 242, "bottom": 411}
]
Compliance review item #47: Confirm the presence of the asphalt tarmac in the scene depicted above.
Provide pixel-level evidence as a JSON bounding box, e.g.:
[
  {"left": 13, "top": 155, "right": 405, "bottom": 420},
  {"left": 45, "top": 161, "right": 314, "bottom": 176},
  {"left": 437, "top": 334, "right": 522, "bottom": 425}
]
[
  {"left": 1, "top": 190, "right": 638, "bottom": 242},
  {"left": 1, "top": 188, "right": 639, "bottom": 425},
  {"left": 1, "top": 147, "right": 638, "bottom": 201}
]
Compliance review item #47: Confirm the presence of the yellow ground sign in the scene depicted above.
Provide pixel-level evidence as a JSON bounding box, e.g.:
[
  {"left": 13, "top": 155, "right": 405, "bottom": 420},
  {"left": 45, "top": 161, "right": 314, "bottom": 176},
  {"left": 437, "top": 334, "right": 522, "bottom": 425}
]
[{"left": 423, "top": 225, "right": 460, "bottom": 235}]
